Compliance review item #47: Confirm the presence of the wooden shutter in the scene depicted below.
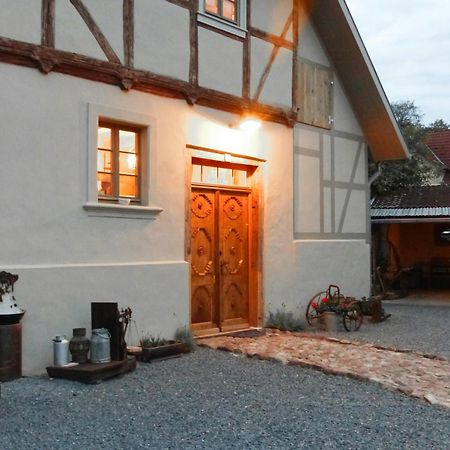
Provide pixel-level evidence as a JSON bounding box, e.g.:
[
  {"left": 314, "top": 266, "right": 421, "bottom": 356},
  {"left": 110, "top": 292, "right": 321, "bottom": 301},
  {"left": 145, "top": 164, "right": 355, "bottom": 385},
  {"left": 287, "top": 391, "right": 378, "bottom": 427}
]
[{"left": 297, "top": 59, "right": 334, "bottom": 129}]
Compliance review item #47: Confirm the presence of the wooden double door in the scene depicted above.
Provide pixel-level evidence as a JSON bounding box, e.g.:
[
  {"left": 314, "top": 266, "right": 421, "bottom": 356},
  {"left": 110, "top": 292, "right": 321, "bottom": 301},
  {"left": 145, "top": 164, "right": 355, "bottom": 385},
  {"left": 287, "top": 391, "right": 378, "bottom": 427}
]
[{"left": 191, "top": 187, "right": 251, "bottom": 334}]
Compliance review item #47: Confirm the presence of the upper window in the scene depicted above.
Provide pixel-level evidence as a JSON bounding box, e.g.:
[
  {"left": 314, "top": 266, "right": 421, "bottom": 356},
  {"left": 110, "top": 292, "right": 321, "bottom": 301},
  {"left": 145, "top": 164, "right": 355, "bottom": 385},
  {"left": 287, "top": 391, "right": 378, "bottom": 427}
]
[
  {"left": 198, "top": 0, "right": 247, "bottom": 38},
  {"left": 97, "top": 122, "right": 140, "bottom": 202},
  {"left": 205, "top": 0, "right": 238, "bottom": 24}
]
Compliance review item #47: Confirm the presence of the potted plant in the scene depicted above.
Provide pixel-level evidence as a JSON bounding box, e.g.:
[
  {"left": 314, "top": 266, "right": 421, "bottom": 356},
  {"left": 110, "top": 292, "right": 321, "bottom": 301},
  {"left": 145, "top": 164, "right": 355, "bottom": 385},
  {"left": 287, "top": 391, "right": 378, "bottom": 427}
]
[{"left": 131, "top": 327, "right": 195, "bottom": 362}]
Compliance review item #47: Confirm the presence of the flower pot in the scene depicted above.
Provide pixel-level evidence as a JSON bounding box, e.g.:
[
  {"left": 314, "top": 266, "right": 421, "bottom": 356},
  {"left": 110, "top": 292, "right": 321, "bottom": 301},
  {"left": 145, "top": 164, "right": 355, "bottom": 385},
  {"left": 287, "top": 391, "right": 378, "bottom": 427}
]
[{"left": 136, "top": 341, "right": 189, "bottom": 362}]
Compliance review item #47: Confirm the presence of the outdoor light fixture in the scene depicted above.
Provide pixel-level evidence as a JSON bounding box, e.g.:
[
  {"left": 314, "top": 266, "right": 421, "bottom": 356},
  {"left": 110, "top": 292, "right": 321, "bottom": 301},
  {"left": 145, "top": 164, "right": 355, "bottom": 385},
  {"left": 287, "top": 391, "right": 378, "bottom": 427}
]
[
  {"left": 229, "top": 115, "right": 262, "bottom": 131},
  {"left": 441, "top": 230, "right": 450, "bottom": 242},
  {"left": 239, "top": 117, "right": 262, "bottom": 131}
]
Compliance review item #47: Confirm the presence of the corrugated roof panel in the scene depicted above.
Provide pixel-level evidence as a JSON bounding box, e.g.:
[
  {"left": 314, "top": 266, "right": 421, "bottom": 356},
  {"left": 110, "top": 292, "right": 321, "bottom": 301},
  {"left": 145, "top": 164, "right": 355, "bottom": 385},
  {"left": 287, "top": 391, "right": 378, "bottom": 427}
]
[{"left": 371, "top": 207, "right": 450, "bottom": 219}]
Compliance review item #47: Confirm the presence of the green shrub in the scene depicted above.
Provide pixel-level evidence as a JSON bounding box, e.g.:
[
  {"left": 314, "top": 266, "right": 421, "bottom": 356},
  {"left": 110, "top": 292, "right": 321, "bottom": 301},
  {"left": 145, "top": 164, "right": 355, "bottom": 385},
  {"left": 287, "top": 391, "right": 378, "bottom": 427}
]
[
  {"left": 266, "top": 306, "right": 303, "bottom": 332},
  {"left": 174, "top": 326, "right": 196, "bottom": 351}
]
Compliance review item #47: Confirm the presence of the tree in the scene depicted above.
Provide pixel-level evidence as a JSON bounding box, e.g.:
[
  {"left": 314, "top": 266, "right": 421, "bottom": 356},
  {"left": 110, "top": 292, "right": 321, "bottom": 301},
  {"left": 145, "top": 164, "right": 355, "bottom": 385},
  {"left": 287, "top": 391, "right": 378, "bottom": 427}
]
[
  {"left": 427, "top": 118, "right": 450, "bottom": 132},
  {"left": 370, "top": 101, "right": 445, "bottom": 197}
]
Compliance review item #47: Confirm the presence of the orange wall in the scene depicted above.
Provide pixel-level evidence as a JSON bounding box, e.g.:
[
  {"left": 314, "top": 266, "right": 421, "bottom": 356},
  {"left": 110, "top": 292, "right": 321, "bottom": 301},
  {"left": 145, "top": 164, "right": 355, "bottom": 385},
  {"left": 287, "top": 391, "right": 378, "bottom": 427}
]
[{"left": 388, "top": 223, "right": 450, "bottom": 267}]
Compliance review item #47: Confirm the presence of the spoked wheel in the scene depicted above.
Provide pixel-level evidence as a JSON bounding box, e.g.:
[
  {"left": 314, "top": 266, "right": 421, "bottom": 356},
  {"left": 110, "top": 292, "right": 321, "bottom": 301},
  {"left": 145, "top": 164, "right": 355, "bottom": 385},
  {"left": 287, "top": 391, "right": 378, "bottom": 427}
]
[
  {"left": 306, "top": 291, "right": 328, "bottom": 326},
  {"left": 342, "top": 302, "right": 363, "bottom": 332}
]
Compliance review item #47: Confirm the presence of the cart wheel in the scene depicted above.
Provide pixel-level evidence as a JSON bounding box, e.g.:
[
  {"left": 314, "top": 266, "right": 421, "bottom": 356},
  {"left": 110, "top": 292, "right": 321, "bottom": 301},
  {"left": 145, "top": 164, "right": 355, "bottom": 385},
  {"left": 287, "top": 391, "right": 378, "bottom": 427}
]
[
  {"left": 342, "top": 302, "right": 363, "bottom": 332},
  {"left": 306, "top": 291, "right": 328, "bottom": 326}
]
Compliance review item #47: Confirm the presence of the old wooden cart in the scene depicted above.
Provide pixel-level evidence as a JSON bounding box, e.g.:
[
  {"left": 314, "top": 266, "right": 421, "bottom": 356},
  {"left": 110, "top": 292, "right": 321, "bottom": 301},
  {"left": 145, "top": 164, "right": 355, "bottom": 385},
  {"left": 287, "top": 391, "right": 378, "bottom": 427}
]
[{"left": 306, "top": 285, "right": 363, "bottom": 332}]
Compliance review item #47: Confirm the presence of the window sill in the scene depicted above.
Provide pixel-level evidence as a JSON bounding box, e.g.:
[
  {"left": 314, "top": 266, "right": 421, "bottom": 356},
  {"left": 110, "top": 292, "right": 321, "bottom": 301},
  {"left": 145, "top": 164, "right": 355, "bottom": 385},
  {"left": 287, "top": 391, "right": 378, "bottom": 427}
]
[
  {"left": 197, "top": 12, "right": 247, "bottom": 39},
  {"left": 83, "top": 202, "right": 163, "bottom": 220}
]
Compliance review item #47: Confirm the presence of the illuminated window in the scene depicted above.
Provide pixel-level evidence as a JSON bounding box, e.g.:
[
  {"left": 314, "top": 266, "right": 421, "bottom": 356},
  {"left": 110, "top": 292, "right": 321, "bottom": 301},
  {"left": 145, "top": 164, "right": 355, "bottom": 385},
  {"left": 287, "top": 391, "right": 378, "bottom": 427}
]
[
  {"left": 198, "top": 0, "right": 246, "bottom": 38},
  {"left": 191, "top": 163, "right": 248, "bottom": 187},
  {"left": 97, "top": 123, "right": 140, "bottom": 201},
  {"left": 205, "top": 0, "right": 238, "bottom": 23}
]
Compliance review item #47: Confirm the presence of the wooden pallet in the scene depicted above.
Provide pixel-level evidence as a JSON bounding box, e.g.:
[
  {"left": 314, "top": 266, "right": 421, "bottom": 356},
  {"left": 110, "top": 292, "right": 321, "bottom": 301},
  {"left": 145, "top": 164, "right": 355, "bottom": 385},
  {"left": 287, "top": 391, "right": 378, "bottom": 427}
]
[{"left": 46, "top": 356, "right": 136, "bottom": 384}]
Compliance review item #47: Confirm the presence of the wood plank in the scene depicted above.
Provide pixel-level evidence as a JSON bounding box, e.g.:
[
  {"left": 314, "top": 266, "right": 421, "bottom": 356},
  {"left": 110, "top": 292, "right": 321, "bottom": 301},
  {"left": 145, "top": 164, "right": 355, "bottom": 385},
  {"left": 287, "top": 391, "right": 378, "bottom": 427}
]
[
  {"left": 70, "top": 0, "right": 121, "bottom": 64},
  {"left": 165, "top": 0, "right": 193, "bottom": 9},
  {"left": 41, "top": 0, "right": 55, "bottom": 48},
  {"left": 249, "top": 27, "right": 294, "bottom": 51},
  {"left": 0, "top": 37, "right": 296, "bottom": 126},
  {"left": 123, "top": 0, "right": 134, "bottom": 67}
]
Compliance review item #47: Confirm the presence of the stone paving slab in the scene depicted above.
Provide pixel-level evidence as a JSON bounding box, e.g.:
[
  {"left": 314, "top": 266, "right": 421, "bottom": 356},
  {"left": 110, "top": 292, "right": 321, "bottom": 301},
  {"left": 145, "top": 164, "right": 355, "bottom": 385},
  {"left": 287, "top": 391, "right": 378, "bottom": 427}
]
[{"left": 199, "top": 330, "right": 450, "bottom": 409}]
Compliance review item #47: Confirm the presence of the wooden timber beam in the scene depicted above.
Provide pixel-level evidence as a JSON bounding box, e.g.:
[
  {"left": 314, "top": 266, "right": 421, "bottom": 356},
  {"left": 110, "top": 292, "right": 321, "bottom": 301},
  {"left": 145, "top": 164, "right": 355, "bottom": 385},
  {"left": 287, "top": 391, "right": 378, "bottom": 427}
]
[
  {"left": 0, "top": 37, "right": 295, "bottom": 127},
  {"left": 70, "top": 0, "right": 121, "bottom": 64},
  {"left": 242, "top": 0, "right": 251, "bottom": 99},
  {"left": 41, "top": 0, "right": 55, "bottom": 49},
  {"left": 252, "top": 11, "right": 294, "bottom": 103},
  {"left": 123, "top": 0, "right": 134, "bottom": 68},
  {"left": 292, "top": 0, "right": 299, "bottom": 113},
  {"left": 249, "top": 27, "right": 294, "bottom": 51},
  {"left": 189, "top": 0, "right": 199, "bottom": 99}
]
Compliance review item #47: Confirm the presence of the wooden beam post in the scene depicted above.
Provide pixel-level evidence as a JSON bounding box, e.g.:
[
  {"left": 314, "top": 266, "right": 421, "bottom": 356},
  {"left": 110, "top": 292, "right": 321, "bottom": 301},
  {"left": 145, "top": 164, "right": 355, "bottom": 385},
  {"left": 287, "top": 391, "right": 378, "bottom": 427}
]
[
  {"left": 292, "top": 0, "right": 299, "bottom": 113},
  {"left": 189, "top": 0, "right": 199, "bottom": 93},
  {"left": 123, "top": 0, "right": 134, "bottom": 67},
  {"left": 41, "top": 0, "right": 55, "bottom": 48},
  {"left": 242, "top": 0, "right": 251, "bottom": 99}
]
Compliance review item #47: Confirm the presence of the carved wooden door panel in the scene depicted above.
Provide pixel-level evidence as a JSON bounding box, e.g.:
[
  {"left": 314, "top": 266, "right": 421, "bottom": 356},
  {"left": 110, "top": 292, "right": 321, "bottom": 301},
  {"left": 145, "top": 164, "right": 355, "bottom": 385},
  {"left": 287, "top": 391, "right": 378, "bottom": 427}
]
[
  {"left": 191, "top": 188, "right": 250, "bottom": 334},
  {"left": 191, "top": 190, "right": 219, "bottom": 334},
  {"left": 218, "top": 192, "right": 249, "bottom": 331}
]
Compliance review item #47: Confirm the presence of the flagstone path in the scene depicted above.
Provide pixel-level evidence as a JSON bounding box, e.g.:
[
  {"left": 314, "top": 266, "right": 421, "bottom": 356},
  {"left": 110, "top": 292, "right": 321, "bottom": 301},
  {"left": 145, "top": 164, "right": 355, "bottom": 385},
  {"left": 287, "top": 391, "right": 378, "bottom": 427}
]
[{"left": 199, "top": 329, "right": 450, "bottom": 409}]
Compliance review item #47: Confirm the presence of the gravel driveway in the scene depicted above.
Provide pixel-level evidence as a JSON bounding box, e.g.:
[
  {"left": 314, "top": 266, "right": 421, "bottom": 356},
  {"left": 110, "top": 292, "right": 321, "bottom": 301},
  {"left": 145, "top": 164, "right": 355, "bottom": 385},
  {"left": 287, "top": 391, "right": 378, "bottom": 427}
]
[
  {"left": 1, "top": 347, "right": 450, "bottom": 450},
  {"left": 309, "top": 300, "right": 450, "bottom": 359}
]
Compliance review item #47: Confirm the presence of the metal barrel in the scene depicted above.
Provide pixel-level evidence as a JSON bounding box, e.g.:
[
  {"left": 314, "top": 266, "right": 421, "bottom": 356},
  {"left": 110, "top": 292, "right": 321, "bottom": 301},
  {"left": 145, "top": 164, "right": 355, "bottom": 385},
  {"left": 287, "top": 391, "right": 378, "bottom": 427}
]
[
  {"left": 53, "top": 335, "right": 70, "bottom": 366},
  {"left": 0, "top": 323, "right": 22, "bottom": 381},
  {"left": 90, "top": 328, "right": 111, "bottom": 363}
]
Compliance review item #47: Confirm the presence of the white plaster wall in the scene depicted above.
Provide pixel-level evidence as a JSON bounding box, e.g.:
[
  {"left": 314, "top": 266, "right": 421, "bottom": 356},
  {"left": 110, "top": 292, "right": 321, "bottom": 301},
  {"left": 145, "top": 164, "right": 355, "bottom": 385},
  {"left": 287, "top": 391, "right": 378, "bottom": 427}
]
[
  {"left": 55, "top": 0, "right": 106, "bottom": 60},
  {"left": 198, "top": 28, "right": 243, "bottom": 96},
  {"left": 14, "top": 262, "right": 188, "bottom": 375},
  {"left": 0, "top": 65, "right": 194, "bottom": 374},
  {"left": 298, "top": 8, "right": 363, "bottom": 137},
  {"left": 135, "top": 0, "right": 190, "bottom": 80},
  {"left": 251, "top": 38, "right": 292, "bottom": 108},
  {"left": 294, "top": 153, "right": 320, "bottom": 233},
  {"left": 83, "top": 0, "right": 124, "bottom": 62},
  {"left": 0, "top": 0, "right": 41, "bottom": 44},
  {"left": 293, "top": 240, "right": 371, "bottom": 310},
  {"left": 251, "top": 0, "right": 293, "bottom": 40}
]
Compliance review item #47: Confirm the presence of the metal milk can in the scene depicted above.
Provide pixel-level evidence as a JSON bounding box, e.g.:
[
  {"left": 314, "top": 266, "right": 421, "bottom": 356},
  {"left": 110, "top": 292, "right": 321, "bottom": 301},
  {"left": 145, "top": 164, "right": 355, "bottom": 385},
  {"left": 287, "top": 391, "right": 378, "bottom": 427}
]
[
  {"left": 53, "top": 335, "right": 69, "bottom": 366},
  {"left": 90, "top": 328, "right": 111, "bottom": 363}
]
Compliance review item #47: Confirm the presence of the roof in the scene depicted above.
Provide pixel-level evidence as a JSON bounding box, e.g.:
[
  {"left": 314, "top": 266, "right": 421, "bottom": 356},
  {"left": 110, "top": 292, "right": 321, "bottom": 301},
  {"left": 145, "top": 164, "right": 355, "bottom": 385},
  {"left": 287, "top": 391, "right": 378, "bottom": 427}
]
[
  {"left": 307, "top": 0, "right": 409, "bottom": 162},
  {"left": 423, "top": 130, "right": 450, "bottom": 168},
  {"left": 371, "top": 186, "right": 450, "bottom": 222}
]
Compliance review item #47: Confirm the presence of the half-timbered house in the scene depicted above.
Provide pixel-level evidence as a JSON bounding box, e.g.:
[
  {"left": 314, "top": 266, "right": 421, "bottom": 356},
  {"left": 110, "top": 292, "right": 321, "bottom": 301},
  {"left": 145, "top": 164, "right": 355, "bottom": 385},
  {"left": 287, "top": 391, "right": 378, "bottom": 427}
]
[{"left": 0, "top": 0, "right": 407, "bottom": 374}]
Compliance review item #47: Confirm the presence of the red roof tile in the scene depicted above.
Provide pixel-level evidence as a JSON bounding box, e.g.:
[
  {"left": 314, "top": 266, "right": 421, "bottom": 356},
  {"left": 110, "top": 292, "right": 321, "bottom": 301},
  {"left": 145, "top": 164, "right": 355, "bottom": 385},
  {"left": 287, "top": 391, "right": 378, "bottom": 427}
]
[{"left": 424, "top": 130, "right": 450, "bottom": 168}]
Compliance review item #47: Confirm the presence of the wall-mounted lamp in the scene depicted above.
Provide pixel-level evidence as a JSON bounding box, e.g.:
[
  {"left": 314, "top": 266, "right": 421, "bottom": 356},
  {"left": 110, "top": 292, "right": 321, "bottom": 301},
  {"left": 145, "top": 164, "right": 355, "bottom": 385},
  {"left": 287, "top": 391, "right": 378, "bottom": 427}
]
[{"left": 229, "top": 115, "right": 262, "bottom": 132}]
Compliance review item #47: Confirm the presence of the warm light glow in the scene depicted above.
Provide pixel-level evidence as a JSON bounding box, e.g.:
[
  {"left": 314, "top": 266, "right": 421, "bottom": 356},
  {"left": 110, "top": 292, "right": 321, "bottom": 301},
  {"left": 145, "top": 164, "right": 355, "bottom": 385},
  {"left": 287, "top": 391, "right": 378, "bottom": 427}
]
[
  {"left": 127, "top": 153, "right": 137, "bottom": 170},
  {"left": 239, "top": 118, "right": 262, "bottom": 132}
]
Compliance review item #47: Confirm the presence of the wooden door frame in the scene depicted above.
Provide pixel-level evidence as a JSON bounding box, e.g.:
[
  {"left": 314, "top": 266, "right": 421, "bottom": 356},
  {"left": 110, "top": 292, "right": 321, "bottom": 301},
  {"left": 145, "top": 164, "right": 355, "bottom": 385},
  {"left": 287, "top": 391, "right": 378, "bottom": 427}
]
[{"left": 185, "top": 144, "right": 265, "bottom": 332}]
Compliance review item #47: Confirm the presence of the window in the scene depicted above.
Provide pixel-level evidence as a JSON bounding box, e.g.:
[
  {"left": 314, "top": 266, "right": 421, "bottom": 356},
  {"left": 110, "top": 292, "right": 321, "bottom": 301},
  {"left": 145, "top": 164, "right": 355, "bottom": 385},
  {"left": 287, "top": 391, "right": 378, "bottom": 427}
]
[
  {"left": 205, "top": 0, "right": 238, "bottom": 24},
  {"left": 84, "top": 104, "right": 162, "bottom": 219},
  {"left": 97, "top": 123, "right": 140, "bottom": 202},
  {"left": 198, "top": 0, "right": 247, "bottom": 38},
  {"left": 192, "top": 162, "right": 248, "bottom": 187}
]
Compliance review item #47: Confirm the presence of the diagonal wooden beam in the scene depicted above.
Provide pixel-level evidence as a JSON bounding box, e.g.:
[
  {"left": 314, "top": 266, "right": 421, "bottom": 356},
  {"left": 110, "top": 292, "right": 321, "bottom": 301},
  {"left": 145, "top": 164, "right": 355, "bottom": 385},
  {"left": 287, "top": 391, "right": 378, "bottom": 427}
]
[
  {"left": 41, "top": 0, "right": 55, "bottom": 47},
  {"left": 70, "top": 0, "right": 121, "bottom": 64},
  {"left": 252, "top": 11, "right": 293, "bottom": 103},
  {"left": 123, "top": 0, "right": 134, "bottom": 67}
]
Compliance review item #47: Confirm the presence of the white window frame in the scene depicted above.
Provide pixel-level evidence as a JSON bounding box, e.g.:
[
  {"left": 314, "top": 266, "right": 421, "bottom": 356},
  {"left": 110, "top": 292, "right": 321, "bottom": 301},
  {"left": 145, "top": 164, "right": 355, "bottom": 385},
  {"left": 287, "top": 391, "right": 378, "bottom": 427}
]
[
  {"left": 83, "top": 104, "right": 162, "bottom": 220},
  {"left": 198, "top": 0, "right": 247, "bottom": 38}
]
